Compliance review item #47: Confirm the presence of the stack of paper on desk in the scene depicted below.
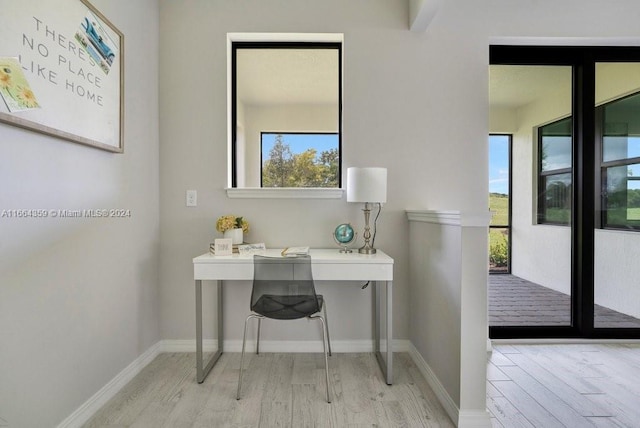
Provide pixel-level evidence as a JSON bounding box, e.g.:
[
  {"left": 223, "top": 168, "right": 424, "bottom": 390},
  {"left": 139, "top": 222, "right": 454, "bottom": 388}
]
[{"left": 281, "top": 246, "right": 310, "bottom": 257}]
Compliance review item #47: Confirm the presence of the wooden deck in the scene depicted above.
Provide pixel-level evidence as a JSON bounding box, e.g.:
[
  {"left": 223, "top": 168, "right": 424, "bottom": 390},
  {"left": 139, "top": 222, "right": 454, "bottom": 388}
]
[{"left": 489, "top": 274, "right": 640, "bottom": 328}]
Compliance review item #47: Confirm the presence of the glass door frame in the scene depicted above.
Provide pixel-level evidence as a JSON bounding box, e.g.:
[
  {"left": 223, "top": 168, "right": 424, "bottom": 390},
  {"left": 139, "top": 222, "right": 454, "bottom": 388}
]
[{"left": 490, "top": 45, "right": 640, "bottom": 340}]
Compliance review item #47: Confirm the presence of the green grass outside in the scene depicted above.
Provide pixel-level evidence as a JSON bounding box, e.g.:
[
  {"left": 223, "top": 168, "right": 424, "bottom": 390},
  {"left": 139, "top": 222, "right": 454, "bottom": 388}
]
[
  {"left": 628, "top": 207, "right": 640, "bottom": 221},
  {"left": 489, "top": 228, "right": 509, "bottom": 270},
  {"left": 489, "top": 228, "right": 508, "bottom": 244},
  {"left": 545, "top": 208, "right": 571, "bottom": 224},
  {"left": 606, "top": 207, "right": 640, "bottom": 225},
  {"left": 489, "top": 194, "right": 510, "bottom": 271},
  {"left": 490, "top": 193, "right": 509, "bottom": 226}
]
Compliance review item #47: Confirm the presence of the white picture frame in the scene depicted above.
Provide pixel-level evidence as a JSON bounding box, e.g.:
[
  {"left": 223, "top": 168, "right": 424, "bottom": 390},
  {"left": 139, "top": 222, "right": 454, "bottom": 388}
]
[
  {"left": 213, "top": 238, "right": 233, "bottom": 256},
  {"left": 0, "top": 0, "right": 124, "bottom": 152}
]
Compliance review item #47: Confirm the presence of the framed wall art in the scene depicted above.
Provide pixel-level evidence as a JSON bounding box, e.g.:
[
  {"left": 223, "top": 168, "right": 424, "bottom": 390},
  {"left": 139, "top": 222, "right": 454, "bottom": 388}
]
[{"left": 0, "top": 0, "right": 124, "bottom": 152}]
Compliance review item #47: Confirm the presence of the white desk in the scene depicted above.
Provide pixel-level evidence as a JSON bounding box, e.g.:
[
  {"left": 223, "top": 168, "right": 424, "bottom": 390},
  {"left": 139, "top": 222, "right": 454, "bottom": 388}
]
[{"left": 192, "top": 248, "right": 394, "bottom": 384}]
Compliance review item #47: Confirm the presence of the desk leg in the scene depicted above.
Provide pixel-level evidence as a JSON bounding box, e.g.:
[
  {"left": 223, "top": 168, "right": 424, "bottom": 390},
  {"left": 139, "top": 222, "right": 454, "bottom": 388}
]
[
  {"left": 373, "top": 280, "right": 393, "bottom": 385},
  {"left": 196, "top": 279, "right": 224, "bottom": 383}
]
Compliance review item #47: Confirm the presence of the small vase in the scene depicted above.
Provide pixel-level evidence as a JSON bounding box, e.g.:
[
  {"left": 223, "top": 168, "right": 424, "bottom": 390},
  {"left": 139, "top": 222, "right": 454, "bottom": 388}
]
[{"left": 224, "top": 228, "right": 244, "bottom": 245}]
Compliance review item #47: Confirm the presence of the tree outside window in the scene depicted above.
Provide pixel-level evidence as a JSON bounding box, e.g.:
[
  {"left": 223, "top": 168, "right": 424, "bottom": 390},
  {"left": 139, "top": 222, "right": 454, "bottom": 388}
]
[{"left": 261, "top": 133, "right": 339, "bottom": 188}]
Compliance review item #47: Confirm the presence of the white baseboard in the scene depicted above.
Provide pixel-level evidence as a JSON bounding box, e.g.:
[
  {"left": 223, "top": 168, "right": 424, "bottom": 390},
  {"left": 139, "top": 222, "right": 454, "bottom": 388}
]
[
  {"left": 407, "top": 343, "right": 460, "bottom": 424},
  {"left": 458, "top": 410, "right": 493, "bottom": 427},
  {"left": 407, "top": 343, "right": 492, "bottom": 428},
  {"left": 157, "top": 339, "right": 219, "bottom": 352},
  {"left": 56, "top": 342, "right": 162, "bottom": 428},
  {"left": 394, "top": 339, "right": 411, "bottom": 352}
]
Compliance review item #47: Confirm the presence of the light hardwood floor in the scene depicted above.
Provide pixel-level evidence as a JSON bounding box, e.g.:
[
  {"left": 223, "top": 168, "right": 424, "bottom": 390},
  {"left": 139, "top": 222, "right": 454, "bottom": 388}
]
[
  {"left": 84, "top": 352, "right": 455, "bottom": 427},
  {"left": 84, "top": 344, "right": 640, "bottom": 427},
  {"left": 488, "top": 344, "right": 640, "bottom": 428}
]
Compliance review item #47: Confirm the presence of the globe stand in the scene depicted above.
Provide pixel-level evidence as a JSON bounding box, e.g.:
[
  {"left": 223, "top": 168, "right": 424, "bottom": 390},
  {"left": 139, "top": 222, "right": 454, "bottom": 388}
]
[{"left": 338, "top": 244, "right": 353, "bottom": 254}]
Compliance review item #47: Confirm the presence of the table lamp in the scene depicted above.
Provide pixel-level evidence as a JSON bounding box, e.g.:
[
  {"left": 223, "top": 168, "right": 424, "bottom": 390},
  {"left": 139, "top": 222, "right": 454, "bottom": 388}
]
[{"left": 347, "top": 167, "right": 387, "bottom": 254}]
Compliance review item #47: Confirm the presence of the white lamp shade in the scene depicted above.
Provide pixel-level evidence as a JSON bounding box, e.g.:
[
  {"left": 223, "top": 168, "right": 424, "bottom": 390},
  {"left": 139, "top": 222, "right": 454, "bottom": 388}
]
[{"left": 346, "top": 167, "right": 387, "bottom": 203}]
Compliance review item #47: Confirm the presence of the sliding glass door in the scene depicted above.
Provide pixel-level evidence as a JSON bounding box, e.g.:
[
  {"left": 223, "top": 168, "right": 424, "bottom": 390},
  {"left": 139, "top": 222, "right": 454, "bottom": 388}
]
[
  {"left": 489, "top": 64, "right": 573, "bottom": 330},
  {"left": 594, "top": 63, "right": 640, "bottom": 330},
  {"left": 490, "top": 46, "right": 640, "bottom": 339}
]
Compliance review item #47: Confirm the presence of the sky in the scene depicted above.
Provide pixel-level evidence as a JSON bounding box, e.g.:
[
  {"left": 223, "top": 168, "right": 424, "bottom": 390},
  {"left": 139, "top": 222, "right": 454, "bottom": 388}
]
[
  {"left": 542, "top": 136, "right": 572, "bottom": 171},
  {"left": 489, "top": 135, "right": 510, "bottom": 195},
  {"left": 261, "top": 133, "right": 338, "bottom": 161}
]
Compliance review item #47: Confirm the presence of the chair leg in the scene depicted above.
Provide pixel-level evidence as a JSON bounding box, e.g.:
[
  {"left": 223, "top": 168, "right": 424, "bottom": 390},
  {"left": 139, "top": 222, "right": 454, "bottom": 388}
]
[
  {"left": 256, "top": 317, "right": 262, "bottom": 355},
  {"left": 311, "top": 315, "right": 332, "bottom": 403},
  {"left": 237, "top": 314, "right": 261, "bottom": 400},
  {"left": 323, "top": 301, "right": 332, "bottom": 357}
]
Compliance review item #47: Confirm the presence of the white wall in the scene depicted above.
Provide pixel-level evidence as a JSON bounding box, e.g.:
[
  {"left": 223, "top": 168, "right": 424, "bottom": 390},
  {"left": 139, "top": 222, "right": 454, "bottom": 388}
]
[
  {"left": 595, "top": 230, "right": 640, "bottom": 319},
  {"left": 0, "top": 1, "right": 160, "bottom": 426},
  {"left": 409, "top": 220, "right": 462, "bottom": 405}
]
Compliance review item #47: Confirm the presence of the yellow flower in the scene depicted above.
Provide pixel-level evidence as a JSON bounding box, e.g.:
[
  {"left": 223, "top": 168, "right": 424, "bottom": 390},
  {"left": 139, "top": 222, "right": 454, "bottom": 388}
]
[
  {"left": 15, "top": 85, "right": 39, "bottom": 108},
  {"left": 216, "top": 215, "right": 249, "bottom": 233},
  {"left": 0, "top": 67, "right": 12, "bottom": 90}
]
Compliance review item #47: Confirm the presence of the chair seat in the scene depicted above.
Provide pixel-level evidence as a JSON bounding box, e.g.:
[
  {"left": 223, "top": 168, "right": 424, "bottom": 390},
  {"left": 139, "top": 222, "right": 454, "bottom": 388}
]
[{"left": 252, "top": 294, "right": 324, "bottom": 320}]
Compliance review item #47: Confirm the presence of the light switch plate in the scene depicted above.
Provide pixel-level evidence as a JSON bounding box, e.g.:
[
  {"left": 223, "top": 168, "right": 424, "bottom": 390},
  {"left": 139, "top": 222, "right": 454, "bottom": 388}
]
[{"left": 186, "top": 190, "right": 197, "bottom": 207}]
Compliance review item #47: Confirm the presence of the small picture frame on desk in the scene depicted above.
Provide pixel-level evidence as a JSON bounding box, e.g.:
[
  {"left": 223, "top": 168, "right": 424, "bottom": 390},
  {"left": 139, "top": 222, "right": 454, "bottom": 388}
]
[{"left": 212, "top": 238, "right": 233, "bottom": 256}]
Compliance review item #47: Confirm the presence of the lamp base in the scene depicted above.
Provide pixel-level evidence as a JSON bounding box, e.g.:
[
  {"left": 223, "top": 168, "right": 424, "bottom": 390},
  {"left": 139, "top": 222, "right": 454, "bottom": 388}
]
[
  {"left": 358, "top": 245, "right": 377, "bottom": 254},
  {"left": 358, "top": 202, "right": 377, "bottom": 254}
]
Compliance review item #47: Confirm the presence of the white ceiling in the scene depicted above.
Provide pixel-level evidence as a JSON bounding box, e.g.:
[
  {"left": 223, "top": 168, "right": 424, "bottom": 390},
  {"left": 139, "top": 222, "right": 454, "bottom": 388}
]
[
  {"left": 489, "top": 65, "right": 572, "bottom": 110},
  {"left": 490, "top": 63, "right": 640, "bottom": 111},
  {"left": 236, "top": 48, "right": 339, "bottom": 106}
]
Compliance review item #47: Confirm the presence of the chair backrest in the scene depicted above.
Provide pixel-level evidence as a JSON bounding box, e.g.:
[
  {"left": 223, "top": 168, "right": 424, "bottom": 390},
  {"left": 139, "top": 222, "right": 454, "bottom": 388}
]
[{"left": 251, "top": 255, "right": 320, "bottom": 319}]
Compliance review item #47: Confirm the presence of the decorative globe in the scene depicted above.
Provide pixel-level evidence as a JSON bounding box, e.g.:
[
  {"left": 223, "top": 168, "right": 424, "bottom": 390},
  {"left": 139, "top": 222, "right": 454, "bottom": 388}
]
[{"left": 334, "top": 223, "right": 355, "bottom": 253}]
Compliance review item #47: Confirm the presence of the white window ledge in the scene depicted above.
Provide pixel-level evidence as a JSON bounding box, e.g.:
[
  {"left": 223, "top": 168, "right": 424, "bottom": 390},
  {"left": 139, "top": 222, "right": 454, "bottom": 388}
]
[
  {"left": 226, "top": 187, "right": 344, "bottom": 199},
  {"left": 406, "top": 210, "right": 492, "bottom": 227}
]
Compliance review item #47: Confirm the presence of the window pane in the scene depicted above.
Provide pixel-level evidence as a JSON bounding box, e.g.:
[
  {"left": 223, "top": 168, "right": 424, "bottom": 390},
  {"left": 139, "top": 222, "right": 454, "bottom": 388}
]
[
  {"left": 261, "top": 133, "right": 339, "bottom": 188},
  {"left": 489, "top": 135, "right": 510, "bottom": 227},
  {"left": 541, "top": 117, "right": 572, "bottom": 172},
  {"left": 489, "top": 227, "right": 509, "bottom": 273},
  {"left": 541, "top": 173, "right": 571, "bottom": 224},
  {"left": 232, "top": 43, "right": 341, "bottom": 188},
  {"left": 602, "top": 92, "right": 640, "bottom": 162},
  {"left": 603, "top": 163, "right": 640, "bottom": 227}
]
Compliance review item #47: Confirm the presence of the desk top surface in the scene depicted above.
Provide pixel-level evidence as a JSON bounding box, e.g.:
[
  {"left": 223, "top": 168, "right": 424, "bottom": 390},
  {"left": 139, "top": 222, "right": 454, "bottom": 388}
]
[{"left": 193, "top": 248, "right": 393, "bottom": 265}]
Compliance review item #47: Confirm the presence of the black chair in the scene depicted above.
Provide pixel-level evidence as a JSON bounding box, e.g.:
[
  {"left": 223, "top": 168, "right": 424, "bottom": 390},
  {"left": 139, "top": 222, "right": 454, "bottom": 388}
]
[{"left": 236, "top": 255, "right": 332, "bottom": 402}]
